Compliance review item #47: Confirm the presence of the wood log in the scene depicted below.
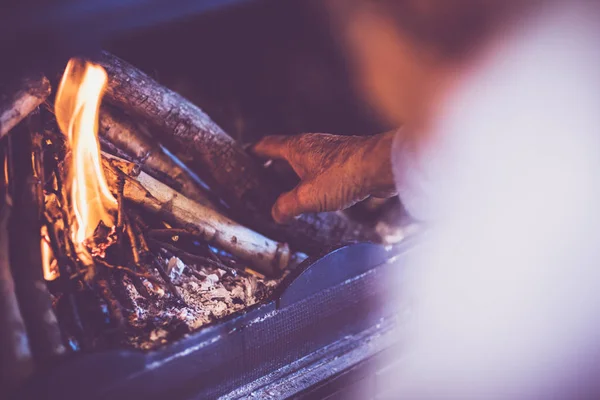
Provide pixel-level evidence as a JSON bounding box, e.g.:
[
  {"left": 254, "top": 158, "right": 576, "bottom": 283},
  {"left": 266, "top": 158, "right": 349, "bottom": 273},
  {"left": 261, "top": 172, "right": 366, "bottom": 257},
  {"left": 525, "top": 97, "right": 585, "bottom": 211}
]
[
  {"left": 102, "top": 155, "right": 303, "bottom": 276},
  {"left": 0, "top": 143, "right": 34, "bottom": 394},
  {"left": 99, "top": 106, "right": 221, "bottom": 211},
  {"left": 0, "top": 73, "right": 50, "bottom": 140},
  {"left": 96, "top": 51, "right": 379, "bottom": 254},
  {"left": 7, "top": 120, "right": 65, "bottom": 364}
]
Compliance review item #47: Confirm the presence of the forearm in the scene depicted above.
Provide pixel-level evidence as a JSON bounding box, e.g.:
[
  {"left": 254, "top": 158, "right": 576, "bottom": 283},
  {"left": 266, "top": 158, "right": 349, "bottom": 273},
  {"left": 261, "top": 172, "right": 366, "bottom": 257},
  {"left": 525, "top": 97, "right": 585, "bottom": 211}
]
[{"left": 390, "top": 127, "right": 437, "bottom": 221}]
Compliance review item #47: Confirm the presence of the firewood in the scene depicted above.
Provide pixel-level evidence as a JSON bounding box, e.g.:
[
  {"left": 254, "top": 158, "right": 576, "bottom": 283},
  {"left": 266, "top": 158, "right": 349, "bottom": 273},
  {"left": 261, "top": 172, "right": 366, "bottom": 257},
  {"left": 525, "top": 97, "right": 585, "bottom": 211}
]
[
  {"left": 94, "top": 269, "right": 126, "bottom": 331},
  {"left": 99, "top": 106, "right": 221, "bottom": 211},
  {"left": 147, "top": 229, "right": 248, "bottom": 276},
  {"left": 0, "top": 73, "right": 50, "bottom": 140},
  {"left": 96, "top": 51, "right": 380, "bottom": 254},
  {"left": 0, "top": 145, "right": 34, "bottom": 393},
  {"left": 102, "top": 155, "right": 302, "bottom": 276}
]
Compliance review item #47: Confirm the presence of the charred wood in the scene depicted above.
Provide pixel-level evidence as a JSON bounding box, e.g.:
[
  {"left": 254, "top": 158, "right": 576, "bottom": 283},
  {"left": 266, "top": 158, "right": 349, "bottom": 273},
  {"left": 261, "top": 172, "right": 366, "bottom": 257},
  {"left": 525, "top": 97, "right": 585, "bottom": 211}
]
[
  {"left": 150, "top": 258, "right": 185, "bottom": 305},
  {"left": 95, "top": 259, "right": 162, "bottom": 286},
  {"left": 127, "top": 208, "right": 151, "bottom": 255},
  {"left": 94, "top": 272, "right": 125, "bottom": 336},
  {"left": 43, "top": 214, "right": 87, "bottom": 350},
  {"left": 99, "top": 136, "right": 135, "bottom": 162},
  {"left": 0, "top": 73, "right": 51, "bottom": 140},
  {"left": 120, "top": 213, "right": 152, "bottom": 298},
  {"left": 147, "top": 231, "right": 236, "bottom": 271}
]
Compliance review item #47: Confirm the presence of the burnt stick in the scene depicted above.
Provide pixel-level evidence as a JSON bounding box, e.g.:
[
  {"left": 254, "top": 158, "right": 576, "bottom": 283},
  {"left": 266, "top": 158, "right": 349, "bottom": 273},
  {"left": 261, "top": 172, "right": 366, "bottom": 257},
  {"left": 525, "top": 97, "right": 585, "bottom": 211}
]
[
  {"left": 94, "top": 273, "right": 126, "bottom": 332},
  {"left": 149, "top": 238, "right": 233, "bottom": 271},
  {"left": 95, "top": 259, "right": 163, "bottom": 287},
  {"left": 0, "top": 73, "right": 51, "bottom": 140},
  {"left": 149, "top": 258, "right": 185, "bottom": 304}
]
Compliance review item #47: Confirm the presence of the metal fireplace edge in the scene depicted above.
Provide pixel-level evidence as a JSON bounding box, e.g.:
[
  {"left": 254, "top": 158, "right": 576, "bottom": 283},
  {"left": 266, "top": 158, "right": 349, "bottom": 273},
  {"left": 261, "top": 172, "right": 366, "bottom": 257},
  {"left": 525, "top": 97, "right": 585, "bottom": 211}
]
[{"left": 15, "top": 239, "right": 414, "bottom": 400}]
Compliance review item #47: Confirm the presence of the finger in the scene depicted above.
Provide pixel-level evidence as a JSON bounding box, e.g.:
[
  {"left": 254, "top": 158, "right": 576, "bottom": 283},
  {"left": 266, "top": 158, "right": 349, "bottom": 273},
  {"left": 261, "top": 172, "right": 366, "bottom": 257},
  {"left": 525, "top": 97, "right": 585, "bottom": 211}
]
[
  {"left": 272, "top": 180, "right": 329, "bottom": 223},
  {"left": 271, "top": 181, "right": 314, "bottom": 223},
  {"left": 251, "top": 135, "right": 290, "bottom": 160},
  {"left": 272, "top": 188, "right": 302, "bottom": 224}
]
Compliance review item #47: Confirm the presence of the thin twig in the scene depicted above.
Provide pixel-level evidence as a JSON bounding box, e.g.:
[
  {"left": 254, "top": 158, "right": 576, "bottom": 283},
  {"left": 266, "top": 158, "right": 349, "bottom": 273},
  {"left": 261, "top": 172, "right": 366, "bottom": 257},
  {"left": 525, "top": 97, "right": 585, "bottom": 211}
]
[
  {"left": 116, "top": 175, "right": 125, "bottom": 229},
  {"left": 147, "top": 229, "right": 198, "bottom": 240},
  {"left": 151, "top": 258, "right": 185, "bottom": 305},
  {"left": 95, "top": 259, "right": 163, "bottom": 285},
  {"left": 125, "top": 219, "right": 141, "bottom": 265},
  {"left": 149, "top": 229, "right": 241, "bottom": 273},
  {"left": 95, "top": 273, "right": 125, "bottom": 331},
  {"left": 186, "top": 268, "right": 206, "bottom": 280},
  {"left": 148, "top": 229, "right": 240, "bottom": 273},
  {"left": 206, "top": 246, "right": 224, "bottom": 264},
  {"left": 148, "top": 238, "right": 240, "bottom": 276},
  {"left": 128, "top": 209, "right": 150, "bottom": 254},
  {"left": 122, "top": 214, "right": 152, "bottom": 298},
  {"left": 99, "top": 136, "right": 136, "bottom": 163}
]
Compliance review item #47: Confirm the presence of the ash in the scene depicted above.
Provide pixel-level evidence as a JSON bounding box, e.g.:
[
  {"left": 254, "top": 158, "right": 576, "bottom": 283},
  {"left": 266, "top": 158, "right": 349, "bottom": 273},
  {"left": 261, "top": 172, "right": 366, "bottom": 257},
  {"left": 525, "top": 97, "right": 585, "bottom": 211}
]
[{"left": 123, "top": 255, "right": 280, "bottom": 350}]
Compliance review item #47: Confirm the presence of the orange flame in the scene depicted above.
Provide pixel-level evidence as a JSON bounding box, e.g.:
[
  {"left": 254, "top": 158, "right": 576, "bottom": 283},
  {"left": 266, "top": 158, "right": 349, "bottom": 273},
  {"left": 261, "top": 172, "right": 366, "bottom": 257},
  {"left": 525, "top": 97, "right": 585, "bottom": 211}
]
[
  {"left": 55, "top": 59, "right": 117, "bottom": 245},
  {"left": 41, "top": 226, "right": 59, "bottom": 281}
]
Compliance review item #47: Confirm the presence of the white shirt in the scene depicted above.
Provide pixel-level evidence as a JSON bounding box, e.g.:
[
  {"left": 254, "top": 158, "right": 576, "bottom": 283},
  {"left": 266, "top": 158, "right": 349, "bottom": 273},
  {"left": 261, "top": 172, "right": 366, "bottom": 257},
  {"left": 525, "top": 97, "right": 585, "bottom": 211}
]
[{"left": 389, "top": 2, "right": 600, "bottom": 398}]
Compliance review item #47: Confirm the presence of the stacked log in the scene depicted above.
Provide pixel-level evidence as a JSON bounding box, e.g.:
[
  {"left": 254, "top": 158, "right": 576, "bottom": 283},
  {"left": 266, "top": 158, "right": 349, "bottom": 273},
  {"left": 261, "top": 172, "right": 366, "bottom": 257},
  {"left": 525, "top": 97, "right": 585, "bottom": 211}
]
[{"left": 96, "top": 52, "right": 379, "bottom": 254}]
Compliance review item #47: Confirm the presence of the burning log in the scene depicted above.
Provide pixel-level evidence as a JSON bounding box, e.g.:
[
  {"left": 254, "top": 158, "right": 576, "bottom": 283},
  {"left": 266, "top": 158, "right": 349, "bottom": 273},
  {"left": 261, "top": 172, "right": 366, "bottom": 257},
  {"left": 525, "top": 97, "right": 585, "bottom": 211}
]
[
  {"left": 7, "top": 120, "right": 65, "bottom": 363},
  {"left": 102, "top": 155, "right": 300, "bottom": 276},
  {"left": 98, "top": 106, "right": 221, "bottom": 211},
  {"left": 0, "top": 73, "right": 51, "bottom": 140},
  {"left": 96, "top": 51, "right": 379, "bottom": 254},
  {"left": 0, "top": 144, "right": 34, "bottom": 393}
]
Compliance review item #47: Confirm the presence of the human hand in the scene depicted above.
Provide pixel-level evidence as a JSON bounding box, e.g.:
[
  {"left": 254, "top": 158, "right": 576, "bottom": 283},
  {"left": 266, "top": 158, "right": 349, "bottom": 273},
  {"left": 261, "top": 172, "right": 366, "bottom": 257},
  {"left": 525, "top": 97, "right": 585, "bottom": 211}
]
[{"left": 252, "top": 131, "right": 397, "bottom": 223}]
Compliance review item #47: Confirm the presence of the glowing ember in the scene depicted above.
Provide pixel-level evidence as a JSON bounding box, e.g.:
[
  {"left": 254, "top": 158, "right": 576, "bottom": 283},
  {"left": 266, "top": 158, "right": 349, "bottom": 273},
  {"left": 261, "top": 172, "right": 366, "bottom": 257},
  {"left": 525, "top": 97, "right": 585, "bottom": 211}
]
[
  {"left": 54, "top": 59, "right": 117, "bottom": 248},
  {"left": 41, "top": 226, "right": 59, "bottom": 281},
  {"left": 3, "top": 151, "right": 8, "bottom": 186}
]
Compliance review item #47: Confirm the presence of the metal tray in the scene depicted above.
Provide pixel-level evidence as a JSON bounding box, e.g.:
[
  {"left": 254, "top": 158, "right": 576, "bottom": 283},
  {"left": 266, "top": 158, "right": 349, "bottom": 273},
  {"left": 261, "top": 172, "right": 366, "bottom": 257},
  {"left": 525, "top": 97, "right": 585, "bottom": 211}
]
[{"left": 17, "top": 240, "right": 411, "bottom": 400}]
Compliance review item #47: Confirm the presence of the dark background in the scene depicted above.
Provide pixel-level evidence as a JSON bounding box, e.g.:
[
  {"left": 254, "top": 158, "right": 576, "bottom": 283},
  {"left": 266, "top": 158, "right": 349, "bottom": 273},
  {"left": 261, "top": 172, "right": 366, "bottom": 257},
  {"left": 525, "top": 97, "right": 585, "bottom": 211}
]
[
  {"left": 2, "top": 0, "right": 389, "bottom": 142},
  {"left": 104, "top": 0, "right": 389, "bottom": 143}
]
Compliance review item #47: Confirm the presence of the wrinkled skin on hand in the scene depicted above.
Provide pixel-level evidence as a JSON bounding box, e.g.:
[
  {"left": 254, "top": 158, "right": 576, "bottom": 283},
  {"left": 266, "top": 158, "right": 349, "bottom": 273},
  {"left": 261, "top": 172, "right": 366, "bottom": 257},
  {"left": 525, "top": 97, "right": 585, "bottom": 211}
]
[{"left": 252, "top": 131, "right": 397, "bottom": 223}]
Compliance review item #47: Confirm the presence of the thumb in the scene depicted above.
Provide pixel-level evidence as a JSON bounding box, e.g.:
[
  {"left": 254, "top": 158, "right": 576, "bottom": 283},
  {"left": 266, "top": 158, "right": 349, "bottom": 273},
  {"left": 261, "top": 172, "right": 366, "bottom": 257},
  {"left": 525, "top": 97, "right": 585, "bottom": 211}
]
[
  {"left": 251, "top": 135, "right": 289, "bottom": 160},
  {"left": 272, "top": 181, "right": 320, "bottom": 224}
]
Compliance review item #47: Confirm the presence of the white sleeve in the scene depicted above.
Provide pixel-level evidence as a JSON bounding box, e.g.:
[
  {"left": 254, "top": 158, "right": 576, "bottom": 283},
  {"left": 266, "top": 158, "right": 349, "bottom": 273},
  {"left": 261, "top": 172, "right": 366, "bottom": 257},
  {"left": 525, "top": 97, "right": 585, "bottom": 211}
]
[{"left": 386, "top": 3, "right": 600, "bottom": 398}]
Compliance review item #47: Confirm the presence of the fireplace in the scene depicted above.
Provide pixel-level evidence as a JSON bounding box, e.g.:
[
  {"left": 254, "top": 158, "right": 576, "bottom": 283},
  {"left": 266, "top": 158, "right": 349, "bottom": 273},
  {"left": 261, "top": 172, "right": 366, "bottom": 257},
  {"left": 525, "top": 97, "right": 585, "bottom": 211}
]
[{"left": 0, "top": 1, "right": 413, "bottom": 398}]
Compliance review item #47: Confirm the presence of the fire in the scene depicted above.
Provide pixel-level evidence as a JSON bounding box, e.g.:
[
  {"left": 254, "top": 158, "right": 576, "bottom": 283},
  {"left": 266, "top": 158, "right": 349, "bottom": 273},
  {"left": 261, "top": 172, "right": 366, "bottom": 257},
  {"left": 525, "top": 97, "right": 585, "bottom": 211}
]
[
  {"left": 55, "top": 59, "right": 117, "bottom": 246},
  {"left": 41, "top": 226, "right": 59, "bottom": 281}
]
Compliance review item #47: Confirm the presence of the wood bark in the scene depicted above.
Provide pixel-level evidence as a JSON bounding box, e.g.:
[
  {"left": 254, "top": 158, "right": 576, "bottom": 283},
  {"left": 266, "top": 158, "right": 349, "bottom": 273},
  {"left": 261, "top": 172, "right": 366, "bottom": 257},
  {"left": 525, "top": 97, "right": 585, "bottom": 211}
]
[
  {"left": 99, "top": 106, "right": 221, "bottom": 210},
  {"left": 0, "top": 73, "right": 50, "bottom": 140},
  {"left": 96, "top": 51, "right": 379, "bottom": 254},
  {"left": 102, "top": 155, "right": 301, "bottom": 276}
]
